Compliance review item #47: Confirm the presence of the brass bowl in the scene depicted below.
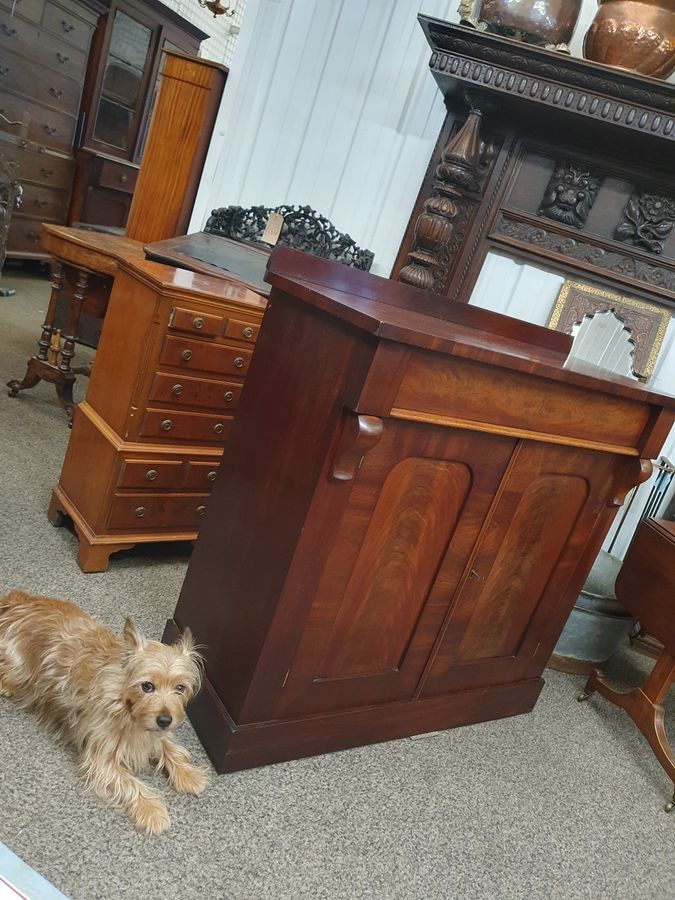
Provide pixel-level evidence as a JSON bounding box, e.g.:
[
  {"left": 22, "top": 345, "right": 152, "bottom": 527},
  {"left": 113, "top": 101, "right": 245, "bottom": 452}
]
[{"left": 583, "top": 0, "right": 675, "bottom": 79}]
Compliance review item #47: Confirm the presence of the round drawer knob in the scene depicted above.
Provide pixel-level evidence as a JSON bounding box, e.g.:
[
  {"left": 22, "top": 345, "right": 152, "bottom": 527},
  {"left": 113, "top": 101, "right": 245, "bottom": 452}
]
[
  {"left": 213, "top": 423, "right": 224, "bottom": 434},
  {"left": 223, "top": 391, "right": 234, "bottom": 403},
  {"left": 242, "top": 326, "right": 254, "bottom": 339},
  {"left": 233, "top": 357, "right": 244, "bottom": 369},
  {"left": 134, "top": 507, "right": 145, "bottom": 518},
  {"left": 193, "top": 317, "right": 204, "bottom": 330},
  {"left": 181, "top": 349, "right": 192, "bottom": 361},
  {"left": 171, "top": 384, "right": 183, "bottom": 396},
  {"left": 160, "top": 419, "right": 172, "bottom": 431},
  {"left": 196, "top": 505, "right": 206, "bottom": 517},
  {"left": 145, "top": 469, "right": 158, "bottom": 481},
  {"left": 207, "top": 470, "right": 217, "bottom": 482}
]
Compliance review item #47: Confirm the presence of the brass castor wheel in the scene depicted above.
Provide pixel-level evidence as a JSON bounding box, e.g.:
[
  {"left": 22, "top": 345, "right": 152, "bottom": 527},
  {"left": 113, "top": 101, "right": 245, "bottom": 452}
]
[
  {"left": 577, "top": 692, "right": 590, "bottom": 702},
  {"left": 665, "top": 790, "right": 675, "bottom": 813}
]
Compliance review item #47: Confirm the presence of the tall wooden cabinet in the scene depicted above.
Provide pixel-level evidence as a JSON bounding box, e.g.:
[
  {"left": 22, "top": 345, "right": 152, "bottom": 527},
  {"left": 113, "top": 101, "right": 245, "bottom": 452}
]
[
  {"left": 69, "top": 0, "right": 208, "bottom": 230},
  {"left": 0, "top": 0, "right": 103, "bottom": 258},
  {"left": 167, "top": 249, "right": 675, "bottom": 773}
]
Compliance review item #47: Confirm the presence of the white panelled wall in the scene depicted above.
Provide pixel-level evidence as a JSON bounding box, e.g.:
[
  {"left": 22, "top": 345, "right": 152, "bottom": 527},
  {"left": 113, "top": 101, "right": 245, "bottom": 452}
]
[{"left": 190, "top": 0, "right": 675, "bottom": 555}]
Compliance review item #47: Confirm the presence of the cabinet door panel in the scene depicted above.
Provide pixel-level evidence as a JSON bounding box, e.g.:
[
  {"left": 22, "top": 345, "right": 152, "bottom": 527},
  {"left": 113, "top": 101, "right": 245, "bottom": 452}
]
[
  {"left": 422, "top": 442, "right": 617, "bottom": 695},
  {"left": 272, "top": 419, "right": 517, "bottom": 718}
]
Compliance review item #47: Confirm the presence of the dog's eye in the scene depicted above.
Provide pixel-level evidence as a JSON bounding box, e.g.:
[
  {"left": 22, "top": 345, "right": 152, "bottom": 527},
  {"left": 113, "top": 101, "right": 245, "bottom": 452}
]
[
  {"left": 140, "top": 682, "right": 155, "bottom": 693},
  {"left": 175, "top": 684, "right": 186, "bottom": 693}
]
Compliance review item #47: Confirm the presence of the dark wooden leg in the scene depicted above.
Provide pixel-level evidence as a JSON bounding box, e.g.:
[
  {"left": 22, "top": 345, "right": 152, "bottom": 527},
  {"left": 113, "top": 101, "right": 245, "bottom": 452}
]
[
  {"left": 37, "top": 260, "right": 65, "bottom": 361},
  {"left": 48, "top": 491, "right": 66, "bottom": 527},
  {"left": 59, "top": 269, "right": 88, "bottom": 377},
  {"left": 7, "top": 366, "right": 41, "bottom": 396},
  {"left": 579, "top": 651, "right": 675, "bottom": 806}
]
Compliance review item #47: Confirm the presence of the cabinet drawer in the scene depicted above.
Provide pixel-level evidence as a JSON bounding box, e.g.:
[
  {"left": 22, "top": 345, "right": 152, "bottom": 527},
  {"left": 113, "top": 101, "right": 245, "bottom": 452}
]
[
  {"left": 149, "top": 373, "right": 243, "bottom": 411},
  {"left": 0, "top": 11, "right": 86, "bottom": 77},
  {"left": 118, "top": 459, "right": 184, "bottom": 490},
  {"left": 0, "top": 0, "right": 45, "bottom": 25},
  {"left": 160, "top": 335, "right": 252, "bottom": 377},
  {"left": 224, "top": 317, "right": 260, "bottom": 344},
  {"left": 18, "top": 147, "right": 74, "bottom": 187},
  {"left": 139, "top": 409, "right": 233, "bottom": 443},
  {"left": 107, "top": 493, "right": 209, "bottom": 531},
  {"left": 184, "top": 461, "right": 220, "bottom": 490},
  {"left": 43, "top": 1, "right": 92, "bottom": 50},
  {"left": 0, "top": 47, "right": 80, "bottom": 114},
  {"left": 19, "top": 181, "right": 69, "bottom": 221},
  {"left": 0, "top": 92, "right": 76, "bottom": 153},
  {"left": 169, "top": 306, "right": 225, "bottom": 338},
  {"left": 6, "top": 217, "right": 45, "bottom": 254},
  {"left": 98, "top": 157, "right": 138, "bottom": 194}
]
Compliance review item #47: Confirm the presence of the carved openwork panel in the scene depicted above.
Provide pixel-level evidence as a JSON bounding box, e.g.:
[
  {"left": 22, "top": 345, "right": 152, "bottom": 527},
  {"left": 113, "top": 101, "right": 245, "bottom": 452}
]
[
  {"left": 204, "top": 204, "right": 374, "bottom": 271},
  {"left": 548, "top": 280, "right": 671, "bottom": 379},
  {"left": 537, "top": 161, "right": 602, "bottom": 229}
]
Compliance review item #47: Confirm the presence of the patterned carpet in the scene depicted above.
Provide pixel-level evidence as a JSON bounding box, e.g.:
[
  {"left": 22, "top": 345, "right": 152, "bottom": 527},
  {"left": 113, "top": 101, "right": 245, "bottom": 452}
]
[{"left": 0, "top": 266, "right": 673, "bottom": 900}]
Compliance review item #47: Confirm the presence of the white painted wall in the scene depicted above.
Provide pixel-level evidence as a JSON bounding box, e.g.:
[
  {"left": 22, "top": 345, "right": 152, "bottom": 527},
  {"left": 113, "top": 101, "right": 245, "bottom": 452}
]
[{"left": 159, "top": 0, "right": 244, "bottom": 65}]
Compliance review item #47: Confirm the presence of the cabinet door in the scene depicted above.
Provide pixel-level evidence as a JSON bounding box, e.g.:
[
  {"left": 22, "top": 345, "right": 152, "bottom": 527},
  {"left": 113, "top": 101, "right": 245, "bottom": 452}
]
[
  {"left": 272, "top": 418, "right": 517, "bottom": 719},
  {"left": 421, "top": 441, "right": 617, "bottom": 696}
]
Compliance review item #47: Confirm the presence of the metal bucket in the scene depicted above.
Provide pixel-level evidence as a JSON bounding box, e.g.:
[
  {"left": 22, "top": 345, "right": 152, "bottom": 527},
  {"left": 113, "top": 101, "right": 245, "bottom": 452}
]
[{"left": 551, "top": 550, "right": 635, "bottom": 671}]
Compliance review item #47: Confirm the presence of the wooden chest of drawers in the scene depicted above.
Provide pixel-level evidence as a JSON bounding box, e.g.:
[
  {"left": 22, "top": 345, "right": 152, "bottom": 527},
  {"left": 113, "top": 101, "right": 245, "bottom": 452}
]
[
  {"left": 0, "top": 0, "right": 100, "bottom": 258},
  {"left": 50, "top": 256, "right": 267, "bottom": 572}
]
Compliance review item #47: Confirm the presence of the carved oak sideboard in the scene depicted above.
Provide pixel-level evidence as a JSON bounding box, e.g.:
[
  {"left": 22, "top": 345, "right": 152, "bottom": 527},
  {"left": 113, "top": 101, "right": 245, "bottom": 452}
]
[
  {"left": 166, "top": 248, "right": 675, "bottom": 773},
  {"left": 392, "top": 18, "right": 675, "bottom": 317}
]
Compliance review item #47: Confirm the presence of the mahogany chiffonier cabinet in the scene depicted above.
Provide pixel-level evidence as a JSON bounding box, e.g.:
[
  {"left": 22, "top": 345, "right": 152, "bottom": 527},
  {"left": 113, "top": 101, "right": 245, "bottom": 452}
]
[
  {"left": 166, "top": 248, "right": 675, "bottom": 774},
  {"left": 49, "top": 255, "right": 266, "bottom": 572},
  {"left": 0, "top": 0, "right": 103, "bottom": 259}
]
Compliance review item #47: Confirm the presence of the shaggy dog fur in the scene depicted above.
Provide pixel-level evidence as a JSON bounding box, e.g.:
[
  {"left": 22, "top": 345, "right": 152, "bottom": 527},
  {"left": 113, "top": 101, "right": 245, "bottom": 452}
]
[{"left": 0, "top": 590, "right": 206, "bottom": 834}]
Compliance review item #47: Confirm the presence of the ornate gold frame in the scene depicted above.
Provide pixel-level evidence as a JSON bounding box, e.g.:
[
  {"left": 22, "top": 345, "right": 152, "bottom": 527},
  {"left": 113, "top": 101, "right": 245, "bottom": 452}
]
[{"left": 548, "top": 280, "right": 671, "bottom": 379}]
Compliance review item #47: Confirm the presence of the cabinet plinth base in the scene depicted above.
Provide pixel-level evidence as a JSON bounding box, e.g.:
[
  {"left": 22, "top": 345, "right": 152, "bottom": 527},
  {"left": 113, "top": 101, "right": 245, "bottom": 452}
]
[{"left": 164, "top": 619, "right": 544, "bottom": 774}]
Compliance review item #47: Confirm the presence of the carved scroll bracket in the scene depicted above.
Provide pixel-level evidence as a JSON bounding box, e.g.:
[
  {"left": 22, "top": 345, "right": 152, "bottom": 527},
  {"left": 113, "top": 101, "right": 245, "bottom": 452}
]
[
  {"left": 330, "top": 413, "right": 384, "bottom": 482},
  {"left": 609, "top": 457, "right": 653, "bottom": 508},
  {"left": 398, "top": 107, "right": 497, "bottom": 294}
]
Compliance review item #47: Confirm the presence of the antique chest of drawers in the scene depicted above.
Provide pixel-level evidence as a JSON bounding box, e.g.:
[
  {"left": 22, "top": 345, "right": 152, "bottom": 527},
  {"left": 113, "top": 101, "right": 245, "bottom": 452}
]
[
  {"left": 0, "top": 0, "right": 101, "bottom": 258},
  {"left": 50, "top": 255, "right": 267, "bottom": 572}
]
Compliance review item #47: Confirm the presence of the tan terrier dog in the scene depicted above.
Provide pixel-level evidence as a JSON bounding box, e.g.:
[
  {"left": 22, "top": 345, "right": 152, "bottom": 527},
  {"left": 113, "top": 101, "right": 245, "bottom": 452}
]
[{"left": 0, "top": 590, "right": 206, "bottom": 834}]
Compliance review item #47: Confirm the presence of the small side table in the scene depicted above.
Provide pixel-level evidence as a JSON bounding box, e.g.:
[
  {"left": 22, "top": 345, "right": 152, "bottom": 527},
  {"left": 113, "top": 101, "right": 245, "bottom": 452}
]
[{"left": 579, "top": 518, "right": 675, "bottom": 811}]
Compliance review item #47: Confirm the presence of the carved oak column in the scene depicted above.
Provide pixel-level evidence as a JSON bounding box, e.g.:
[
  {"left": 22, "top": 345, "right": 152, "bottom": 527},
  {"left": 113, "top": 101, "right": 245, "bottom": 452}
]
[{"left": 398, "top": 108, "right": 487, "bottom": 294}]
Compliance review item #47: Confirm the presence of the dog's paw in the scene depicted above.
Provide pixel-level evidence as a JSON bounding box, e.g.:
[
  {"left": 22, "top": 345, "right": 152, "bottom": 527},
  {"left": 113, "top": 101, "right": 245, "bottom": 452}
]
[
  {"left": 169, "top": 763, "right": 207, "bottom": 796},
  {"left": 0, "top": 677, "right": 14, "bottom": 698},
  {"left": 130, "top": 793, "right": 171, "bottom": 835}
]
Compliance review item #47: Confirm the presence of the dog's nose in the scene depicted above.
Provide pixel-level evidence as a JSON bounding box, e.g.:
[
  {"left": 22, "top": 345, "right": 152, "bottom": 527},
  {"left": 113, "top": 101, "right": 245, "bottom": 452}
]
[{"left": 156, "top": 714, "right": 172, "bottom": 729}]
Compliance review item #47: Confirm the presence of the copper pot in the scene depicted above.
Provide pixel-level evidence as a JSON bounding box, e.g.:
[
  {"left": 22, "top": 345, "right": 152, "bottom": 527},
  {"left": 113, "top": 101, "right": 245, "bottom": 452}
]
[
  {"left": 583, "top": 0, "right": 675, "bottom": 79},
  {"left": 477, "top": 0, "right": 583, "bottom": 45}
]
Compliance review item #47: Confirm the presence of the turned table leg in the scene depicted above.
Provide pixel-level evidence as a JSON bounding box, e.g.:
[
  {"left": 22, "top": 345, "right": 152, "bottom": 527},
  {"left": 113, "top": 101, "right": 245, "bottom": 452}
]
[{"left": 579, "top": 650, "right": 675, "bottom": 810}]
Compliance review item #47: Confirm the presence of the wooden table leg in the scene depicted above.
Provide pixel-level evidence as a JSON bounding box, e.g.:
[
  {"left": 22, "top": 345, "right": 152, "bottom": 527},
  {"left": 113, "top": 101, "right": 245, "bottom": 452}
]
[
  {"left": 579, "top": 650, "right": 675, "bottom": 809},
  {"left": 7, "top": 263, "right": 90, "bottom": 424}
]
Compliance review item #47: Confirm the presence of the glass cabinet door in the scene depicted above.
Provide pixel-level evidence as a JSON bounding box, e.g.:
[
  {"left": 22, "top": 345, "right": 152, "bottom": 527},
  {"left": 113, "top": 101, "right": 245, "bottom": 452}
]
[{"left": 92, "top": 9, "right": 153, "bottom": 152}]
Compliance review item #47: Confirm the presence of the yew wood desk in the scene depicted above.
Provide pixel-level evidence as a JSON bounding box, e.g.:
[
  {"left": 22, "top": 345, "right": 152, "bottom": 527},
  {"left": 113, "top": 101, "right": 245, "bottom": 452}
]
[
  {"left": 6, "top": 224, "right": 144, "bottom": 422},
  {"left": 165, "top": 247, "right": 675, "bottom": 774}
]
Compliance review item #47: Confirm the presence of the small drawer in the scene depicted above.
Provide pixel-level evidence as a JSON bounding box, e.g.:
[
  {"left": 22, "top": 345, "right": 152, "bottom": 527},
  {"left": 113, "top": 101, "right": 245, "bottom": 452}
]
[
  {"left": 6, "top": 217, "right": 45, "bottom": 254},
  {"left": 0, "top": 92, "right": 76, "bottom": 153},
  {"left": 159, "top": 336, "right": 253, "bottom": 377},
  {"left": 19, "top": 148, "right": 74, "bottom": 187},
  {"left": 118, "top": 459, "right": 184, "bottom": 490},
  {"left": 149, "top": 373, "right": 243, "bottom": 411},
  {"left": 169, "top": 307, "right": 224, "bottom": 338},
  {"left": 43, "top": 1, "right": 92, "bottom": 50},
  {"left": 0, "top": 0, "right": 45, "bottom": 25},
  {"left": 184, "top": 461, "right": 220, "bottom": 490},
  {"left": 224, "top": 318, "right": 260, "bottom": 344},
  {"left": 19, "top": 182, "right": 69, "bottom": 221},
  {"left": 140, "top": 408, "right": 233, "bottom": 444},
  {"left": 107, "top": 493, "right": 210, "bottom": 531},
  {"left": 98, "top": 157, "right": 138, "bottom": 194}
]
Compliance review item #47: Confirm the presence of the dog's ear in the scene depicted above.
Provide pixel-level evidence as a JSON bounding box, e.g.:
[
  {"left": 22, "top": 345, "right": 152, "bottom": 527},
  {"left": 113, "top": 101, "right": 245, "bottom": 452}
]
[
  {"left": 122, "top": 617, "right": 146, "bottom": 650},
  {"left": 176, "top": 627, "right": 199, "bottom": 659}
]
